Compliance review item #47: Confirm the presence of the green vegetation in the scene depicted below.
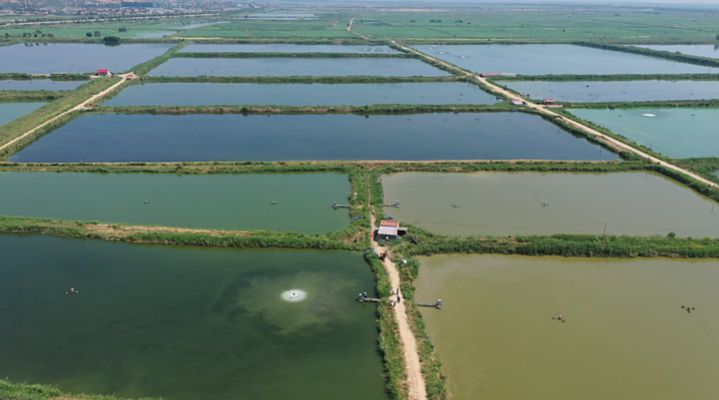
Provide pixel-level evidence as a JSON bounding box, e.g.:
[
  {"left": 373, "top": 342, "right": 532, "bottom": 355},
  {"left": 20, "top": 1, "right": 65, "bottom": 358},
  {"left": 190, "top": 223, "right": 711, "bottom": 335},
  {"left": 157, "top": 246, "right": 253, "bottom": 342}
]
[
  {"left": 677, "top": 158, "right": 719, "bottom": 183},
  {"left": 131, "top": 41, "right": 186, "bottom": 76},
  {"left": 393, "top": 230, "right": 719, "bottom": 258},
  {"left": 0, "top": 378, "right": 154, "bottom": 400},
  {"left": 0, "top": 73, "right": 89, "bottom": 81},
  {"left": 492, "top": 74, "right": 719, "bottom": 82},
  {"left": 175, "top": 51, "right": 412, "bottom": 58},
  {"left": 355, "top": 6, "right": 719, "bottom": 43},
  {"left": 559, "top": 99, "right": 719, "bottom": 109},
  {"left": 578, "top": 42, "right": 719, "bottom": 68},
  {"left": 0, "top": 90, "right": 65, "bottom": 102},
  {"left": 94, "top": 103, "right": 513, "bottom": 115},
  {"left": 176, "top": 16, "right": 354, "bottom": 39},
  {"left": 0, "top": 18, "right": 217, "bottom": 40},
  {"left": 366, "top": 253, "right": 408, "bottom": 400}
]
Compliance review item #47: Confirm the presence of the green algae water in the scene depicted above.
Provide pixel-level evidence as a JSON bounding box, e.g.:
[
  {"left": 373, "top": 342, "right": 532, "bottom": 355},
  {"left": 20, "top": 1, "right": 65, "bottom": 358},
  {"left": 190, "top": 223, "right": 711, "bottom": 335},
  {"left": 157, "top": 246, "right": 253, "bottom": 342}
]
[
  {"left": 382, "top": 172, "right": 719, "bottom": 237},
  {"left": 0, "top": 235, "right": 387, "bottom": 400},
  {"left": 0, "top": 102, "right": 45, "bottom": 126},
  {"left": 570, "top": 108, "right": 719, "bottom": 158},
  {"left": 0, "top": 173, "right": 349, "bottom": 233},
  {"left": 416, "top": 254, "right": 719, "bottom": 400}
]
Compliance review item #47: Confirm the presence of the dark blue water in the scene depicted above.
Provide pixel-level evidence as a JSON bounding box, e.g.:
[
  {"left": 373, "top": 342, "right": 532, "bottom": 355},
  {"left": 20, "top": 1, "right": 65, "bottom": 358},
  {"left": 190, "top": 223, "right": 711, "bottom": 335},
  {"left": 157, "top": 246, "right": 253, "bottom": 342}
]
[{"left": 11, "top": 113, "right": 618, "bottom": 162}]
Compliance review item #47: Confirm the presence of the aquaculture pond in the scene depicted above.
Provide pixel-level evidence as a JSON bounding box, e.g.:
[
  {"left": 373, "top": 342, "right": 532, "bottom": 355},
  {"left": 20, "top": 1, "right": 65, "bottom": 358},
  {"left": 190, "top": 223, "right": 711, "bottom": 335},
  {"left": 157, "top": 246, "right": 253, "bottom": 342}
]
[
  {"left": 382, "top": 172, "right": 719, "bottom": 237},
  {"left": 0, "top": 79, "right": 85, "bottom": 91},
  {"left": 11, "top": 113, "right": 618, "bottom": 162},
  {"left": 0, "top": 102, "right": 45, "bottom": 126},
  {"left": 637, "top": 44, "right": 719, "bottom": 59},
  {"left": 105, "top": 82, "right": 497, "bottom": 106},
  {"left": 416, "top": 254, "right": 719, "bottom": 400},
  {"left": 501, "top": 80, "right": 719, "bottom": 103},
  {"left": 149, "top": 57, "right": 448, "bottom": 77},
  {"left": 414, "top": 44, "right": 719, "bottom": 75},
  {"left": 0, "top": 43, "right": 172, "bottom": 73},
  {"left": 0, "top": 173, "right": 350, "bottom": 233},
  {"left": 180, "top": 43, "right": 399, "bottom": 54},
  {"left": 0, "top": 235, "right": 387, "bottom": 400},
  {"left": 570, "top": 108, "right": 719, "bottom": 158}
]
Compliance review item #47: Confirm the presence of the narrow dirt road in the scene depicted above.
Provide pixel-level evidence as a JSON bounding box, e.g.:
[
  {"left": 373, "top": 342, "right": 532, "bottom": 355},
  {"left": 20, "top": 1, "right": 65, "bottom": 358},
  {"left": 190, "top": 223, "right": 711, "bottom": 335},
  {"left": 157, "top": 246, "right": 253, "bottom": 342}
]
[
  {"left": 0, "top": 73, "right": 134, "bottom": 154},
  {"left": 395, "top": 42, "right": 719, "bottom": 190},
  {"left": 370, "top": 214, "right": 428, "bottom": 400}
]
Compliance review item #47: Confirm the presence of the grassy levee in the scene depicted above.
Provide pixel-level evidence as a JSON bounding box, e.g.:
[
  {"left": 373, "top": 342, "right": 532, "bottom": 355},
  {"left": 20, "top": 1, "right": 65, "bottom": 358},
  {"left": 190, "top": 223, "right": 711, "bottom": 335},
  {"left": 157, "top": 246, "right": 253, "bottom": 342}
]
[
  {"left": 0, "top": 90, "right": 65, "bottom": 102},
  {"left": 392, "top": 229, "right": 719, "bottom": 258},
  {"left": 137, "top": 75, "right": 464, "bottom": 84},
  {"left": 0, "top": 76, "right": 121, "bottom": 159},
  {"left": 491, "top": 73, "right": 719, "bottom": 82},
  {"left": 0, "top": 378, "right": 155, "bottom": 400},
  {"left": 174, "top": 51, "right": 413, "bottom": 59},
  {"left": 131, "top": 41, "right": 186, "bottom": 77},
  {"left": 0, "top": 215, "right": 359, "bottom": 250},
  {"left": 577, "top": 42, "right": 719, "bottom": 69},
  {"left": 0, "top": 73, "right": 89, "bottom": 81},
  {"left": 677, "top": 158, "right": 719, "bottom": 183},
  {"left": 366, "top": 252, "right": 409, "bottom": 400},
  {"left": 559, "top": 99, "right": 719, "bottom": 109},
  {"left": 93, "top": 103, "right": 513, "bottom": 115},
  {"left": 395, "top": 257, "right": 448, "bottom": 400}
]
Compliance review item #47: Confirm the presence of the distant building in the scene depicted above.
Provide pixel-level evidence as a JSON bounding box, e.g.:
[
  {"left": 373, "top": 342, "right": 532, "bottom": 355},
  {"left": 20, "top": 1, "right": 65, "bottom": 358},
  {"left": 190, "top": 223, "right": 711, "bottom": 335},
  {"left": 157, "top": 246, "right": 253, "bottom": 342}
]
[
  {"left": 95, "top": 69, "right": 112, "bottom": 77},
  {"left": 375, "top": 219, "right": 408, "bottom": 241}
]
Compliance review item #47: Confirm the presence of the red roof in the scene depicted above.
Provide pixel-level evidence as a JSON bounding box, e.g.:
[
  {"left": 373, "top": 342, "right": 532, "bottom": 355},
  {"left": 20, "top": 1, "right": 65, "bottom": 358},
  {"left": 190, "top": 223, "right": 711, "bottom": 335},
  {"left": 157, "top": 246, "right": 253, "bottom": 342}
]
[
  {"left": 96, "top": 69, "right": 110, "bottom": 74},
  {"left": 380, "top": 219, "right": 400, "bottom": 228}
]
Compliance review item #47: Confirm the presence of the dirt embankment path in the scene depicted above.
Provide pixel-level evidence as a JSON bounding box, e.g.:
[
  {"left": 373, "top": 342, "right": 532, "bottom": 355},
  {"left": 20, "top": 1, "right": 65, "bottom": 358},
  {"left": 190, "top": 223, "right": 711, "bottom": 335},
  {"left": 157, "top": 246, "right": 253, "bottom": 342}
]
[
  {"left": 0, "top": 73, "right": 134, "bottom": 154},
  {"left": 395, "top": 42, "right": 719, "bottom": 191},
  {"left": 370, "top": 214, "right": 428, "bottom": 400}
]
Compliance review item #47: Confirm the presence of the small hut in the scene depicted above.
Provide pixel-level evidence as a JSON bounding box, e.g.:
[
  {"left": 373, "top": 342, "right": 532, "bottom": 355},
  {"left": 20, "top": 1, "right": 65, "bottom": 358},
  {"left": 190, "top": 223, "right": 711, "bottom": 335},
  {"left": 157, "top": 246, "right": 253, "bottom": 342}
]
[{"left": 375, "top": 219, "right": 408, "bottom": 241}]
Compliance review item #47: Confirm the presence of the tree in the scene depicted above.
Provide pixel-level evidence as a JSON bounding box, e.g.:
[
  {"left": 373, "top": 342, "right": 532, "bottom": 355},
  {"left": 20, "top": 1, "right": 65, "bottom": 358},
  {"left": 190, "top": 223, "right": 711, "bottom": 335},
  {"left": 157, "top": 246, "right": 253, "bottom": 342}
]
[
  {"left": 93, "top": 31, "right": 101, "bottom": 37},
  {"left": 103, "top": 36, "right": 121, "bottom": 46},
  {"left": 118, "top": 27, "right": 127, "bottom": 32},
  {"left": 85, "top": 32, "right": 92, "bottom": 37}
]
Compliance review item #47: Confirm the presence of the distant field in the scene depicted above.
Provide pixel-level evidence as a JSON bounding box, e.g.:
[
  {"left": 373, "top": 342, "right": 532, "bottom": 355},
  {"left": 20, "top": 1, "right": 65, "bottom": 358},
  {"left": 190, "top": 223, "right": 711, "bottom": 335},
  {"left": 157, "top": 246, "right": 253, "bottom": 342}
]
[
  {"left": 353, "top": 6, "right": 719, "bottom": 43},
  {"left": 0, "top": 18, "right": 219, "bottom": 39},
  {"left": 176, "top": 15, "right": 354, "bottom": 39}
]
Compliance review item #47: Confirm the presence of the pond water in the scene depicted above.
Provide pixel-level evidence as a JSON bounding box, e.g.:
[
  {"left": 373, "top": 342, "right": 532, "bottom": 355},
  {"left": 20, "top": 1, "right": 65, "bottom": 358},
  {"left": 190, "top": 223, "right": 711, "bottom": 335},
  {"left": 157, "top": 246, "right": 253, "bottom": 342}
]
[
  {"left": 382, "top": 172, "right": 719, "bottom": 237},
  {"left": 11, "top": 113, "right": 618, "bottom": 162},
  {"left": 0, "top": 102, "right": 45, "bottom": 126},
  {"left": 105, "top": 82, "right": 497, "bottom": 106},
  {"left": 180, "top": 44, "right": 399, "bottom": 54},
  {"left": 0, "top": 43, "right": 172, "bottom": 73},
  {"left": 570, "top": 108, "right": 719, "bottom": 158},
  {"left": 0, "top": 173, "right": 350, "bottom": 233},
  {"left": 148, "top": 57, "right": 448, "bottom": 77},
  {"left": 416, "top": 254, "right": 719, "bottom": 400},
  {"left": 0, "top": 235, "right": 387, "bottom": 400},
  {"left": 414, "top": 44, "right": 719, "bottom": 75},
  {"left": 501, "top": 80, "right": 719, "bottom": 102},
  {"left": 0, "top": 79, "right": 85, "bottom": 91},
  {"left": 637, "top": 44, "right": 719, "bottom": 59}
]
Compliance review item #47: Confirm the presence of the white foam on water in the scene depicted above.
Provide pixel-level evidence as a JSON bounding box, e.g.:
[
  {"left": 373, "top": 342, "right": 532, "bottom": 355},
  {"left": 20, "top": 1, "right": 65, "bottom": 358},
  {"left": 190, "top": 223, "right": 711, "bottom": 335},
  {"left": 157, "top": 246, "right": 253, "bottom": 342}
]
[
  {"left": 641, "top": 113, "right": 657, "bottom": 118},
  {"left": 281, "top": 289, "right": 307, "bottom": 303}
]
